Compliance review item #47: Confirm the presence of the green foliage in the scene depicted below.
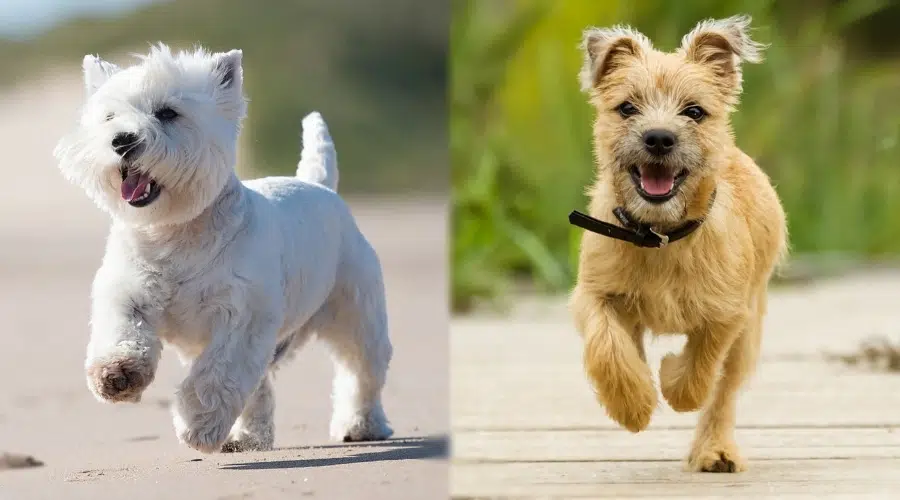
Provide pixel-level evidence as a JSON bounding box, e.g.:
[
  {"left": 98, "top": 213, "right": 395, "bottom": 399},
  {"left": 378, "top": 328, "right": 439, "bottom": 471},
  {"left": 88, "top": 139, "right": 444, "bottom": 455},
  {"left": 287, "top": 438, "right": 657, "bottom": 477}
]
[
  {"left": 452, "top": 0, "right": 900, "bottom": 311},
  {"left": 0, "top": 0, "right": 447, "bottom": 193}
]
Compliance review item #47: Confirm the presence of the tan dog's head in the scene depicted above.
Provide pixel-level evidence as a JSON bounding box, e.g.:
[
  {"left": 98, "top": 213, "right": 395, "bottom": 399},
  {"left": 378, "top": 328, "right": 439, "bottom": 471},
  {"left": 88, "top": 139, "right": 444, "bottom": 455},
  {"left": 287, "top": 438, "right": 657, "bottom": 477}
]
[{"left": 580, "top": 15, "right": 765, "bottom": 224}]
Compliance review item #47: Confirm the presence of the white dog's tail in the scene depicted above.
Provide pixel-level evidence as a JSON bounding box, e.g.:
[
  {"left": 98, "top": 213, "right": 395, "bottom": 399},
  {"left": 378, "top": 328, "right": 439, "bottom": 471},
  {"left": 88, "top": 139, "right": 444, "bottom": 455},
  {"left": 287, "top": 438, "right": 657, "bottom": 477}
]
[{"left": 297, "top": 111, "right": 339, "bottom": 191}]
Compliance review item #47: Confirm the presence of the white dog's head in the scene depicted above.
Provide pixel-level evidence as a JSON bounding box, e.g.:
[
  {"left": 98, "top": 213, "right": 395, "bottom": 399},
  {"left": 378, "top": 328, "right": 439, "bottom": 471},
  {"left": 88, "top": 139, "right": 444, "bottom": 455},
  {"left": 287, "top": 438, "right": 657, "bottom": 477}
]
[{"left": 54, "top": 43, "right": 247, "bottom": 227}]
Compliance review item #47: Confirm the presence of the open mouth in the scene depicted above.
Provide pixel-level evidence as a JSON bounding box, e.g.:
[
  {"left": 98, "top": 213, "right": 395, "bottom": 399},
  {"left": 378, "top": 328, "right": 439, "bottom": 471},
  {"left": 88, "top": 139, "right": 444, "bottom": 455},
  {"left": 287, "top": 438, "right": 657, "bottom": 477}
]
[
  {"left": 120, "top": 165, "right": 162, "bottom": 207},
  {"left": 629, "top": 165, "right": 688, "bottom": 203}
]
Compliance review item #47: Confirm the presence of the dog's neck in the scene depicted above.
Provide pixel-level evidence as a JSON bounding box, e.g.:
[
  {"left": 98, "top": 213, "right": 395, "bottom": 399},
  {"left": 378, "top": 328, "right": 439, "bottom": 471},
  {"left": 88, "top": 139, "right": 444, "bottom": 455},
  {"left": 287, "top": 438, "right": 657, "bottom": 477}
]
[{"left": 121, "top": 174, "right": 248, "bottom": 259}]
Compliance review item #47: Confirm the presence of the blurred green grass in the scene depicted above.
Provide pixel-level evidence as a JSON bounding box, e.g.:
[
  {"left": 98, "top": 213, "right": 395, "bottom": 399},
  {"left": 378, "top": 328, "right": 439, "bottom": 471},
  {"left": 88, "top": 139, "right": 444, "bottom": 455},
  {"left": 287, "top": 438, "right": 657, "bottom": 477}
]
[
  {"left": 0, "top": 0, "right": 447, "bottom": 193},
  {"left": 452, "top": 0, "right": 900, "bottom": 312}
]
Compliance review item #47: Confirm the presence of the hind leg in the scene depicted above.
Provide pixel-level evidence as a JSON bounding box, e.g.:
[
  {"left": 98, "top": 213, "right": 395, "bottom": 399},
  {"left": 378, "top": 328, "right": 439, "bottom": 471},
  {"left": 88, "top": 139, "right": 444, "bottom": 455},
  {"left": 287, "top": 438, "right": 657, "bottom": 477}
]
[
  {"left": 221, "top": 374, "right": 275, "bottom": 452},
  {"left": 316, "top": 285, "right": 393, "bottom": 442}
]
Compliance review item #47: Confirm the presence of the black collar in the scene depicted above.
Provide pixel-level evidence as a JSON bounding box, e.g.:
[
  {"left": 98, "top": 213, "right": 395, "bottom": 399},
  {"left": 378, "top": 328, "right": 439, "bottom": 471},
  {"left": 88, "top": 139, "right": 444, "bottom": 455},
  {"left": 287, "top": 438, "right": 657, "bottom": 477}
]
[{"left": 569, "top": 191, "right": 715, "bottom": 249}]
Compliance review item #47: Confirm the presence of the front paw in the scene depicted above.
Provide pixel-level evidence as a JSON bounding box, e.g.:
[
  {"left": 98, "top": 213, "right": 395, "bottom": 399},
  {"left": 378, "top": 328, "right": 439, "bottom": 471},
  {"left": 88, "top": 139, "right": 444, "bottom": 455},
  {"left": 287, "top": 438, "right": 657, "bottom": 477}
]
[
  {"left": 586, "top": 360, "right": 657, "bottom": 433},
  {"left": 86, "top": 355, "right": 155, "bottom": 403},
  {"left": 172, "top": 376, "right": 242, "bottom": 453},
  {"left": 600, "top": 376, "right": 656, "bottom": 433},
  {"left": 659, "top": 353, "right": 709, "bottom": 412}
]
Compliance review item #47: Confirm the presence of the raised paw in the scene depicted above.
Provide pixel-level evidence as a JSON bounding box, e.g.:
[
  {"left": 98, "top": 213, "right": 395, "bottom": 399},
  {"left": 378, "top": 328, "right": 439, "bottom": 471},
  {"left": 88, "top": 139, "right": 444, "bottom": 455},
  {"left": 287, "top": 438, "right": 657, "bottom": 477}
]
[
  {"left": 659, "top": 352, "right": 710, "bottom": 413},
  {"left": 587, "top": 360, "right": 656, "bottom": 433},
  {"left": 600, "top": 377, "right": 656, "bottom": 433},
  {"left": 688, "top": 441, "right": 747, "bottom": 473},
  {"left": 86, "top": 355, "right": 155, "bottom": 403},
  {"left": 582, "top": 339, "right": 657, "bottom": 432}
]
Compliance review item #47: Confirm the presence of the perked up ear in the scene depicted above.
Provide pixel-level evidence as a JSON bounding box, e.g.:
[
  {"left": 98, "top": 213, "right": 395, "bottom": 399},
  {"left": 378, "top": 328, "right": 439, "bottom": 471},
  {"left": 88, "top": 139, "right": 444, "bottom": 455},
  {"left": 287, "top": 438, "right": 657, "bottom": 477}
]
[
  {"left": 579, "top": 25, "right": 652, "bottom": 93},
  {"left": 679, "top": 14, "right": 766, "bottom": 95},
  {"left": 213, "top": 49, "right": 243, "bottom": 90},
  {"left": 82, "top": 55, "right": 121, "bottom": 98}
]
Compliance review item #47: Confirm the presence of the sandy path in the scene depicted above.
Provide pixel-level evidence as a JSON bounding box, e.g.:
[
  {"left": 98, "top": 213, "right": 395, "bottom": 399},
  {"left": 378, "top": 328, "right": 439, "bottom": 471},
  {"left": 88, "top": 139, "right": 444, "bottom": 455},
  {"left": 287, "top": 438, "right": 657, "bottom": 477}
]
[{"left": 0, "top": 75, "right": 448, "bottom": 499}]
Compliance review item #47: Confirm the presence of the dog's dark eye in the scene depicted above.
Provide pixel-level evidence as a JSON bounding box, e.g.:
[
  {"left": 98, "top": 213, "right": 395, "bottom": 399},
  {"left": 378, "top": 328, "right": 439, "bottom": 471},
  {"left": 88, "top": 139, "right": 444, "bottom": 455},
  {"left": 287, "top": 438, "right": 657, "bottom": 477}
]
[
  {"left": 154, "top": 107, "right": 178, "bottom": 122},
  {"left": 617, "top": 101, "right": 639, "bottom": 118},
  {"left": 681, "top": 105, "right": 706, "bottom": 121},
  {"left": 105, "top": 113, "right": 115, "bottom": 122}
]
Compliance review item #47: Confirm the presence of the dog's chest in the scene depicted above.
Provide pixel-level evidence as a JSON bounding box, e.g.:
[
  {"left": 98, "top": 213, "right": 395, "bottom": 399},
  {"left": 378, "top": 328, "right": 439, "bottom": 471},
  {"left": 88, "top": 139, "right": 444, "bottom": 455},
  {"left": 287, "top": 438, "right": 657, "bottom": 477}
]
[
  {"left": 617, "top": 255, "right": 744, "bottom": 334},
  {"left": 628, "top": 286, "right": 710, "bottom": 334},
  {"left": 153, "top": 266, "right": 235, "bottom": 355}
]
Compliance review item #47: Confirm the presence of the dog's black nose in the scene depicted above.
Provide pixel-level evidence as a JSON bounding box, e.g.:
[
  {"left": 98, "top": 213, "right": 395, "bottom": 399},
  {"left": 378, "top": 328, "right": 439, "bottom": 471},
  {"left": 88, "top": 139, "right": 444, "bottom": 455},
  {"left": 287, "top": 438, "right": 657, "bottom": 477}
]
[
  {"left": 642, "top": 129, "right": 676, "bottom": 157},
  {"left": 111, "top": 132, "right": 139, "bottom": 157}
]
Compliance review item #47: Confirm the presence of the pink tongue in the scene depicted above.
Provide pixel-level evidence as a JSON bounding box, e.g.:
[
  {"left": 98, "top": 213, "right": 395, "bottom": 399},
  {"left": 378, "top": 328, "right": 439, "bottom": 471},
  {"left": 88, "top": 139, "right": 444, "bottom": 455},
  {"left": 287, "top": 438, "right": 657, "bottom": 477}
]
[
  {"left": 121, "top": 172, "right": 151, "bottom": 202},
  {"left": 639, "top": 167, "right": 675, "bottom": 196}
]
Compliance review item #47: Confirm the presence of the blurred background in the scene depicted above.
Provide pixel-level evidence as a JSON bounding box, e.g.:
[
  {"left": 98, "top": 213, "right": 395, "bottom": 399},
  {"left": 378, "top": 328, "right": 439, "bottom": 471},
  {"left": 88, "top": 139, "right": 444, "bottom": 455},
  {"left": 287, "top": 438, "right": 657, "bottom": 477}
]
[
  {"left": 0, "top": 1, "right": 448, "bottom": 498},
  {"left": 452, "top": 0, "right": 900, "bottom": 312},
  {"left": 0, "top": 0, "right": 446, "bottom": 191}
]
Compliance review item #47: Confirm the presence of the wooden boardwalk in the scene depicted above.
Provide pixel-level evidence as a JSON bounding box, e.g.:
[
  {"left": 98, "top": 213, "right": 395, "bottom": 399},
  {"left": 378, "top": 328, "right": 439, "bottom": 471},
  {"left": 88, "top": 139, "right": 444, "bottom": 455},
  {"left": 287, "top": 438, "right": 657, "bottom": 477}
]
[{"left": 451, "top": 271, "right": 900, "bottom": 498}]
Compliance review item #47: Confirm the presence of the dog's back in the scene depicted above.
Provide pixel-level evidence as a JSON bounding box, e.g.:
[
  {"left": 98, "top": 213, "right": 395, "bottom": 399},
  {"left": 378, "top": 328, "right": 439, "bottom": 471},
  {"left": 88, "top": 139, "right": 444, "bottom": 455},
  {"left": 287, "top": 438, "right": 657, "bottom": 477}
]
[{"left": 241, "top": 112, "right": 383, "bottom": 343}]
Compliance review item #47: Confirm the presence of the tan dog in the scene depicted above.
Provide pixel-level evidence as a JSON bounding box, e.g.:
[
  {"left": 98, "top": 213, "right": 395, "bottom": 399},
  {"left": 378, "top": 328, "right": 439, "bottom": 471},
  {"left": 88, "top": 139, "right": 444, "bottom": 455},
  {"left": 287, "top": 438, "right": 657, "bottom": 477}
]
[{"left": 569, "top": 15, "right": 787, "bottom": 473}]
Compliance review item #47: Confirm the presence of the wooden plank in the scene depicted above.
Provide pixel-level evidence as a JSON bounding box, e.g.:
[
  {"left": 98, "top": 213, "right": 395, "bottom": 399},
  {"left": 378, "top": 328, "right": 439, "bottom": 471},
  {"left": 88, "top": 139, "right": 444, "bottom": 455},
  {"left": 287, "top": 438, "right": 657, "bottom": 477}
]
[
  {"left": 452, "top": 359, "right": 900, "bottom": 430},
  {"left": 452, "top": 459, "right": 900, "bottom": 498},
  {"left": 454, "top": 428, "right": 900, "bottom": 462},
  {"left": 452, "top": 271, "right": 900, "bottom": 357},
  {"left": 451, "top": 274, "right": 900, "bottom": 498}
]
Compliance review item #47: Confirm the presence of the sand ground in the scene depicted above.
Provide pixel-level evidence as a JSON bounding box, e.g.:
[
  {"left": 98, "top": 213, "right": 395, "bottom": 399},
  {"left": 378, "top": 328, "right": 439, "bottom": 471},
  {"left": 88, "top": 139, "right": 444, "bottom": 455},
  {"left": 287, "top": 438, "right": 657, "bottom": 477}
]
[{"left": 0, "top": 74, "right": 448, "bottom": 499}]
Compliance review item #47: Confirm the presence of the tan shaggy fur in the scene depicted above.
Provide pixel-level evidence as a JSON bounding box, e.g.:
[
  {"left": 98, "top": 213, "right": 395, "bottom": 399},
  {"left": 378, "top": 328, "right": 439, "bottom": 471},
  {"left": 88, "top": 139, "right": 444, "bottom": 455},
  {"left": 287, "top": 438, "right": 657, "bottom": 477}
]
[{"left": 569, "top": 15, "right": 787, "bottom": 473}]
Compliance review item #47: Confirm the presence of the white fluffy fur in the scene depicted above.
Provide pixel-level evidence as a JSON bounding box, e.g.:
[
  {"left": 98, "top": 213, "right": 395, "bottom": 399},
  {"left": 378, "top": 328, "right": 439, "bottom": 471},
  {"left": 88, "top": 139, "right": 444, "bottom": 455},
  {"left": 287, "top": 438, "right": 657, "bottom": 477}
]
[{"left": 54, "top": 44, "right": 393, "bottom": 453}]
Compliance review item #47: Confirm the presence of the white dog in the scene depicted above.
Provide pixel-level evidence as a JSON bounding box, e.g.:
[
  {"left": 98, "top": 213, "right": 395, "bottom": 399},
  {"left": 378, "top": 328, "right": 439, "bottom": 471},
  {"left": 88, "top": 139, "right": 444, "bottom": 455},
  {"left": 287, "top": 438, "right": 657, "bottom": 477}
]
[{"left": 53, "top": 44, "right": 394, "bottom": 453}]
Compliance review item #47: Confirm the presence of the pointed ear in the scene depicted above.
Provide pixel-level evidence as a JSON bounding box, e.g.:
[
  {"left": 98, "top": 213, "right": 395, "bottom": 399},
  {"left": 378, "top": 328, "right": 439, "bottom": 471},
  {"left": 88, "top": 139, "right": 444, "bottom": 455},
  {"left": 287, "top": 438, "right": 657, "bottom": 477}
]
[
  {"left": 213, "top": 49, "right": 243, "bottom": 90},
  {"left": 680, "top": 15, "right": 766, "bottom": 94},
  {"left": 579, "top": 26, "right": 652, "bottom": 92},
  {"left": 82, "top": 55, "right": 121, "bottom": 97}
]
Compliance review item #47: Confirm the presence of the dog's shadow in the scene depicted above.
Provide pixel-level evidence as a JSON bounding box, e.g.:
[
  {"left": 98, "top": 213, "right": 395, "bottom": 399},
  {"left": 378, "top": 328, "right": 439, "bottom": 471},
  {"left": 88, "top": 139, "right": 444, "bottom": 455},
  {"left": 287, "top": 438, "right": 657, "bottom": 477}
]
[{"left": 219, "top": 435, "right": 448, "bottom": 471}]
